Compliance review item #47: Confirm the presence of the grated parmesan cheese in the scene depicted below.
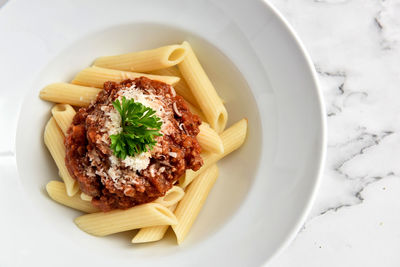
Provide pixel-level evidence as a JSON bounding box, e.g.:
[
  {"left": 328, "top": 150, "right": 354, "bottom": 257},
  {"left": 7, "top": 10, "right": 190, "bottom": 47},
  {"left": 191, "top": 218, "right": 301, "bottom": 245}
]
[
  {"left": 118, "top": 84, "right": 174, "bottom": 135},
  {"left": 168, "top": 152, "right": 177, "bottom": 158},
  {"left": 104, "top": 108, "right": 122, "bottom": 135},
  {"left": 101, "top": 83, "right": 177, "bottom": 187},
  {"left": 108, "top": 152, "right": 151, "bottom": 172},
  {"left": 109, "top": 155, "right": 119, "bottom": 166},
  {"left": 122, "top": 152, "right": 151, "bottom": 171}
]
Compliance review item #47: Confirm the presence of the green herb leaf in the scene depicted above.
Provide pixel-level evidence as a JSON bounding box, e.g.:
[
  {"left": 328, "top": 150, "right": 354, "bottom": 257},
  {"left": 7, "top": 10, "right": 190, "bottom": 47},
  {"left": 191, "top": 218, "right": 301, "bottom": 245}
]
[{"left": 110, "top": 97, "right": 162, "bottom": 159}]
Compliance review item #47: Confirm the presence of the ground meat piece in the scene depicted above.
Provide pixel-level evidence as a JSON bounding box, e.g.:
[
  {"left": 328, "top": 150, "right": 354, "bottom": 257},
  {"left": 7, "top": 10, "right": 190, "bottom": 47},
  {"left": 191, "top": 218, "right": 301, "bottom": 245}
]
[{"left": 65, "top": 77, "right": 203, "bottom": 211}]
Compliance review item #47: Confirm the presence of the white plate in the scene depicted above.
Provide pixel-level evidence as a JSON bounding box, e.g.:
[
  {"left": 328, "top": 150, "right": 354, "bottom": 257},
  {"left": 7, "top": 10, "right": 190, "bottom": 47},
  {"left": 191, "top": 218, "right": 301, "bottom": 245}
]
[{"left": 6, "top": 0, "right": 326, "bottom": 266}]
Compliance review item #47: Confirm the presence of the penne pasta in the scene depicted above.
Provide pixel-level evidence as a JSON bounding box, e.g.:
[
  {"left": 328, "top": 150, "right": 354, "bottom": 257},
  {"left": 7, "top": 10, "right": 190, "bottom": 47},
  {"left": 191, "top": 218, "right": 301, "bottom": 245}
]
[
  {"left": 80, "top": 192, "right": 93, "bottom": 202},
  {"left": 172, "top": 164, "right": 219, "bottom": 244},
  {"left": 180, "top": 118, "right": 247, "bottom": 188},
  {"left": 198, "top": 123, "right": 224, "bottom": 154},
  {"left": 150, "top": 67, "right": 199, "bottom": 108},
  {"left": 41, "top": 81, "right": 206, "bottom": 124},
  {"left": 131, "top": 204, "right": 177, "bottom": 244},
  {"left": 44, "top": 117, "right": 79, "bottom": 196},
  {"left": 74, "top": 203, "right": 178, "bottom": 237},
  {"left": 51, "top": 104, "right": 76, "bottom": 135},
  {"left": 39, "top": 42, "right": 249, "bottom": 245},
  {"left": 46, "top": 181, "right": 99, "bottom": 213},
  {"left": 178, "top": 41, "right": 228, "bottom": 133},
  {"left": 154, "top": 186, "right": 185, "bottom": 207},
  {"left": 186, "top": 101, "right": 207, "bottom": 122},
  {"left": 130, "top": 187, "right": 184, "bottom": 243},
  {"left": 71, "top": 66, "right": 180, "bottom": 88},
  {"left": 40, "top": 83, "right": 100, "bottom": 107},
  {"left": 93, "top": 44, "right": 187, "bottom": 72}
]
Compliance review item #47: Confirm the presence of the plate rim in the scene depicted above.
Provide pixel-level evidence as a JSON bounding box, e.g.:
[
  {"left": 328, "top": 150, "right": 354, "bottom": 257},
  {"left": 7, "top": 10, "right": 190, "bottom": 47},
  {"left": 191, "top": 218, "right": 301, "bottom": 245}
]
[{"left": 260, "top": 0, "right": 327, "bottom": 264}]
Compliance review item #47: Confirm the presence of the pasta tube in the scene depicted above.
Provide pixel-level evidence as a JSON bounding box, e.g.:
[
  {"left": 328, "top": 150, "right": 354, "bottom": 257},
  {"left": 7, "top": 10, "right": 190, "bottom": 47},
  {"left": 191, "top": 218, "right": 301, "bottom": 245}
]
[
  {"left": 51, "top": 104, "right": 76, "bottom": 135},
  {"left": 150, "top": 67, "right": 199, "bottom": 108},
  {"left": 185, "top": 100, "right": 207, "bottom": 122},
  {"left": 180, "top": 118, "right": 247, "bottom": 188},
  {"left": 93, "top": 44, "right": 187, "bottom": 72},
  {"left": 132, "top": 186, "right": 184, "bottom": 243},
  {"left": 74, "top": 203, "right": 178, "bottom": 236},
  {"left": 198, "top": 123, "right": 224, "bottom": 154},
  {"left": 154, "top": 186, "right": 185, "bottom": 207},
  {"left": 41, "top": 82, "right": 206, "bottom": 124},
  {"left": 46, "top": 181, "right": 98, "bottom": 213},
  {"left": 40, "top": 83, "right": 100, "bottom": 107},
  {"left": 178, "top": 41, "right": 227, "bottom": 133},
  {"left": 44, "top": 117, "right": 79, "bottom": 196},
  {"left": 72, "top": 66, "right": 180, "bottom": 88},
  {"left": 172, "top": 164, "right": 219, "bottom": 244},
  {"left": 131, "top": 204, "right": 177, "bottom": 244}
]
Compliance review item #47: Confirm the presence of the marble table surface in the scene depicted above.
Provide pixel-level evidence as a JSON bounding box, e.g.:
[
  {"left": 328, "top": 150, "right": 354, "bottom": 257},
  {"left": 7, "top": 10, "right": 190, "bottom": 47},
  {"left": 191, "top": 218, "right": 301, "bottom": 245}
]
[
  {"left": 268, "top": 0, "right": 400, "bottom": 266},
  {"left": 0, "top": 0, "right": 399, "bottom": 266}
]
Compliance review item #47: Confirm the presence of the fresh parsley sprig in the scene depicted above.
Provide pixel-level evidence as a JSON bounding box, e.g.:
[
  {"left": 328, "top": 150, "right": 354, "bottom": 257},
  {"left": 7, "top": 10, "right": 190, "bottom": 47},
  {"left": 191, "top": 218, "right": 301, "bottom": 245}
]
[{"left": 110, "top": 97, "right": 162, "bottom": 159}]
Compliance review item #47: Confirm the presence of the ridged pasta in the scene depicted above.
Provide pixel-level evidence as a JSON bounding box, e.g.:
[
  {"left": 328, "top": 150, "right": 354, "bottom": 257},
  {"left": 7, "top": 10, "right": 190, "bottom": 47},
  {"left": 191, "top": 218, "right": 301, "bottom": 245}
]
[
  {"left": 186, "top": 101, "right": 207, "bottom": 122},
  {"left": 154, "top": 186, "right": 185, "bottom": 207},
  {"left": 46, "top": 181, "right": 98, "bottom": 213},
  {"left": 51, "top": 104, "right": 76, "bottom": 135},
  {"left": 172, "top": 164, "right": 219, "bottom": 244},
  {"left": 131, "top": 204, "right": 177, "bottom": 244},
  {"left": 180, "top": 118, "right": 247, "bottom": 188},
  {"left": 93, "top": 44, "right": 187, "bottom": 72},
  {"left": 40, "top": 42, "right": 249, "bottom": 245},
  {"left": 131, "top": 186, "right": 184, "bottom": 243},
  {"left": 41, "top": 81, "right": 206, "bottom": 125},
  {"left": 44, "top": 117, "right": 79, "bottom": 196},
  {"left": 178, "top": 41, "right": 228, "bottom": 133},
  {"left": 198, "top": 123, "right": 224, "bottom": 154},
  {"left": 71, "top": 66, "right": 180, "bottom": 88},
  {"left": 40, "top": 83, "right": 100, "bottom": 107},
  {"left": 150, "top": 67, "right": 199, "bottom": 108},
  {"left": 74, "top": 203, "right": 178, "bottom": 236}
]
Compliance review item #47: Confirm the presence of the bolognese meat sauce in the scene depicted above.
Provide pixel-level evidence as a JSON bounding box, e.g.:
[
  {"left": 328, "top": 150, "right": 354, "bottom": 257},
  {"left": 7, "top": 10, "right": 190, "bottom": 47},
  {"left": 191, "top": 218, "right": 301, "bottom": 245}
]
[{"left": 65, "top": 77, "right": 203, "bottom": 211}]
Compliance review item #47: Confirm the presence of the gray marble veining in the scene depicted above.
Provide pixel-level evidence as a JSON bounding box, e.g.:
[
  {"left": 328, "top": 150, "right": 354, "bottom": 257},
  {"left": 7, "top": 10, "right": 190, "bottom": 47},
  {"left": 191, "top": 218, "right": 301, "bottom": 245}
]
[{"left": 268, "top": 0, "right": 400, "bottom": 266}]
